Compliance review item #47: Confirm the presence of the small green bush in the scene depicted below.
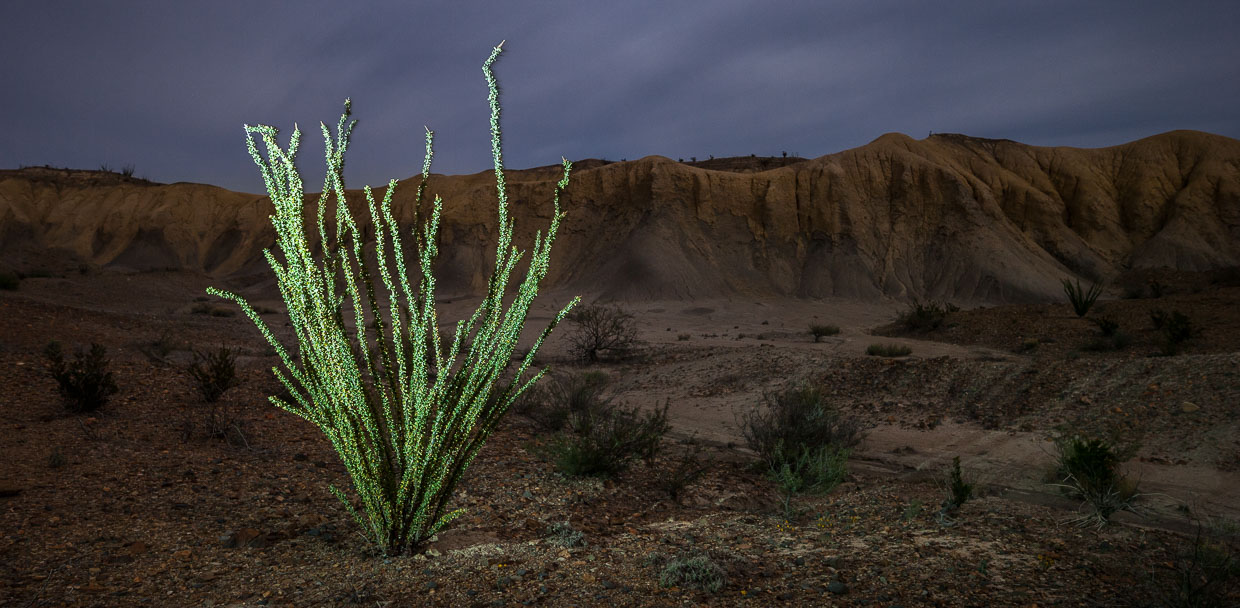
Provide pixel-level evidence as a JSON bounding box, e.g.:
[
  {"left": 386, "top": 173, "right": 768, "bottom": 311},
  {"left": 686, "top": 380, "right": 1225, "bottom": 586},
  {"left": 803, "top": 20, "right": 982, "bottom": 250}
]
[
  {"left": 867, "top": 343, "right": 912, "bottom": 357},
  {"left": 896, "top": 300, "right": 958, "bottom": 332},
  {"left": 770, "top": 444, "right": 850, "bottom": 515},
  {"left": 1047, "top": 434, "right": 1142, "bottom": 527},
  {"left": 0, "top": 272, "right": 18, "bottom": 290},
  {"left": 43, "top": 341, "right": 119, "bottom": 413},
  {"left": 739, "top": 384, "right": 862, "bottom": 476},
  {"left": 543, "top": 399, "right": 669, "bottom": 477},
  {"left": 936, "top": 456, "right": 974, "bottom": 525},
  {"left": 809, "top": 324, "right": 840, "bottom": 342},
  {"left": 1062, "top": 278, "right": 1103, "bottom": 317},
  {"left": 187, "top": 345, "right": 240, "bottom": 402},
  {"left": 659, "top": 554, "right": 725, "bottom": 593}
]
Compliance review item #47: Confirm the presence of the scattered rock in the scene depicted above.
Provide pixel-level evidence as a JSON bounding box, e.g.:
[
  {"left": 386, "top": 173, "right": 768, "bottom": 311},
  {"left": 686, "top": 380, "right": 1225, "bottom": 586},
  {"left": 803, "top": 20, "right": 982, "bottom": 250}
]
[
  {"left": 827, "top": 580, "right": 848, "bottom": 594},
  {"left": 1181, "top": 401, "right": 1200, "bottom": 413}
]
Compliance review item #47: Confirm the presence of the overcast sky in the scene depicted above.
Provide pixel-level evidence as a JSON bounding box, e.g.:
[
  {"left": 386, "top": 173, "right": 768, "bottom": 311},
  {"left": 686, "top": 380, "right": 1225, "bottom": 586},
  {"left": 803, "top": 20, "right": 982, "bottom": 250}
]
[{"left": 4, "top": 1, "right": 1239, "bottom": 195}]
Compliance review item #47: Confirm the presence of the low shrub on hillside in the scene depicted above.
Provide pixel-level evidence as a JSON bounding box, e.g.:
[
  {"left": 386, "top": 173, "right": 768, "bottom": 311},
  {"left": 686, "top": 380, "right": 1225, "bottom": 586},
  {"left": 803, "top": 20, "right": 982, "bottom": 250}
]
[
  {"left": 0, "top": 271, "right": 18, "bottom": 290},
  {"left": 1062, "top": 278, "right": 1103, "bottom": 317},
  {"left": 658, "top": 554, "right": 726, "bottom": 593},
  {"left": 43, "top": 341, "right": 119, "bottom": 413},
  {"left": 867, "top": 343, "right": 912, "bottom": 357},
  {"left": 1046, "top": 434, "right": 1143, "bottom": 527},
  {"left": 567, "top": 304, "right": 639, "bottom": 362},
  {"left": 187, "top": 346, "right": 240, "bottom": 402},
  {"left": 1160, "top": 517, "right": 1240, "bottom": 607},
  {"left": 936, "top": 456, "right": 975, "bottom": 525},
  {"left": 809, "top": 324, "right": 840, "bottom": 342},
  {"left": 1151, "top": 309, "right": 1194, "bottom": 355},
  {"left": 896, "top": 300, "right": 958, "bottom": 332}
]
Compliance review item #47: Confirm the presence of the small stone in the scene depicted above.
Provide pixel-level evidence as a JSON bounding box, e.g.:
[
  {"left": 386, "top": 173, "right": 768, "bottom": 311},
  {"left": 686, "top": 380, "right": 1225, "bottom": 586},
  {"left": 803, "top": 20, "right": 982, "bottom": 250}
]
[
  {"left": 426, "top": 581, "right": 438, "bottom": 590},
  {"left": 1181, "top": 401, "right": 1200, "bottom": 413},
  {"left": 601, "top": 579, "right": 617, "bottom": 589},
  {"left": 522, "top": 490, "right": 535, "bottom": 500},
  {"left": 582, "top": 572, "right": 596, "bottom": 583},
  {"left": 793, "top": 557, "right": 805, "bottom": 566},
  {"left": 827, "top": 580, "right": 848, "bottom": 595}
]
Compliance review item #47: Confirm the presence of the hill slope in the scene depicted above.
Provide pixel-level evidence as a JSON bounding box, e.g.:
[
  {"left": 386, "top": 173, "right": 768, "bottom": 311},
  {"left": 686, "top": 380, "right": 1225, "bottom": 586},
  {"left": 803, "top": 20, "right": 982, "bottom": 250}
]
[{"left": 2, "top": 130, "right": 1238, "bottom": 302}]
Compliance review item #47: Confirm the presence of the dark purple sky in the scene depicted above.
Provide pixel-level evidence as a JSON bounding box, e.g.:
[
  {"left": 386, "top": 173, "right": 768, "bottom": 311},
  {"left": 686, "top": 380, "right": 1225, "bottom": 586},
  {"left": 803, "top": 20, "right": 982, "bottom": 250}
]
[{"left": 5, "top": 1, "right": 1239, "bottom": 195}]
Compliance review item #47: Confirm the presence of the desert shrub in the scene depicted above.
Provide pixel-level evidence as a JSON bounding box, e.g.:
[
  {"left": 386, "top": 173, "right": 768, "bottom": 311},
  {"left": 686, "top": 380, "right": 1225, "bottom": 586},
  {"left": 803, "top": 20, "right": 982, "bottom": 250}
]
[
  {"left": 1149, "top": 280, "right": 1166, "bottom": 299},
  {"left": 190, "top": 302, "right": 212, "bottom": 314},
  {"left": 120, "top": 163, "right": 135, "bottom": 178},
  {"left": 545, "top": 520, "right": 586, "bottom": 548},
  {"left": 1123, "top": 284, "right": 1145, "bottom": 299},
  {"left": 1161, "top": 518, "right": 1240, "bottom": 608},
  {"left": 179, "top": 404, "right": 251, "bottom": 448},
  {"left": 1091, "top": 317, "right": 1120, "bottom": 337},
  {"left": 809, "top": 324, "right": 840, "bottom": 342},
  {"left": 567, "top": 303, "right": 638, "bottom": 362},
  {"left": 656, "top": 438, "right": 712, "bottom": 503},
  {"left": 43, "top": 341, "right": 119, "bottom": 413},
  {"left": 1062, "top": 278, "right": 1103, "bottom": 317},
  {"left": 139, "top": 331, "right": 181, "bottom": 364},
  {"left": 1151, "top": 309, "right": 1194, "bottom": 355},
  {"left": 0, "top": 272, "right": 18, "bottom": 290},
  {"left": 513, "top": 371, "right": 611, "bottom": 432},
  {"left": 1019, "top": 338, "right": 1040, "bottom": 352},
  {"left": 771, "top": 444, "right": 850, "bottom": 515},
  {"left": 659, "top": 554, "right": 725, "bottom": 593},
  {"left": 896, "top": 300, "right": 958, "bottom": 332},
  {"left": 867, "top": 343, "right": 912, "bottom": 357},
  {"left": 187, "top": 345, "right": 240, "bottom": 402},
  {"left": 676, "top": 333, "right": 691, "bottom": 341},
  {"left": 1047, "top": 434, "right": 1142, "bottom": 527},
  {"left": 208, "top": 307, "right": 235, "bottom": 317},
  {"left": 544, "top": 400, "right": 670, "bottom": 477},
  {"left": 936, "top": 456, "right": 974, "bottom": 524},
  {"left": 739, "top": 384, "right": 862, "bottom": 485},
  {"left": 203, "top": 43, "right": 580, "bottom": 556}
]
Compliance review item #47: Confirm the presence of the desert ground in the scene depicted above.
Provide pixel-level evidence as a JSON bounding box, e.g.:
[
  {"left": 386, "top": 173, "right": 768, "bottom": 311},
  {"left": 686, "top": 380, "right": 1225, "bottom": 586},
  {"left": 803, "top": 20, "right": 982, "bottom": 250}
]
[{"left": 1, "top": 265, "right": 1237, "bottom": 607}]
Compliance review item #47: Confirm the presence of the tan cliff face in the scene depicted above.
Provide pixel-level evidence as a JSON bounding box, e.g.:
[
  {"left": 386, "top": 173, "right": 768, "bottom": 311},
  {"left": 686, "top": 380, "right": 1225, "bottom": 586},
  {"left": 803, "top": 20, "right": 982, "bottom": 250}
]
[{"left": 2, "top": 130, "right": 1238, "bottom": 303}]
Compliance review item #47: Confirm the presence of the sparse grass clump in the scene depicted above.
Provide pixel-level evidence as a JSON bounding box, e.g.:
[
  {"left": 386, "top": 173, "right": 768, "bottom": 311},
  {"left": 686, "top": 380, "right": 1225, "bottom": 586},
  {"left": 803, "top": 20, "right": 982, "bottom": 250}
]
[
  {"left": 513, "top": 371, "right": 611, "bottom": 432},
  {"left": 0, "top": 271, "right": 18, "bottom": 290},
  {"left": 187, "top": 345, "right": 240, "bottom": 402},
  {"left": 1062, "top": 278, "right": 1103, "bottom": 317},
  {"left": 1081, "top": 319, "right": 1132, "bottom": 352},
  {"left": 659, "top": 554, "right": 725, "bottom": 593},
  {"left": 567, "top": 303, "right": 638, "bottom": 362},
  {"left": 809, "top": 324, "right": 840, "bottom": 342},
  {"left": 1046, "top": 434, "right": 1143, "bottom": 527},
  {"left": 867, "top": 343, "right": 912, "bottom": 357},
  {"left": 43, "top": 341, "right": 119, "bottom": 413}
]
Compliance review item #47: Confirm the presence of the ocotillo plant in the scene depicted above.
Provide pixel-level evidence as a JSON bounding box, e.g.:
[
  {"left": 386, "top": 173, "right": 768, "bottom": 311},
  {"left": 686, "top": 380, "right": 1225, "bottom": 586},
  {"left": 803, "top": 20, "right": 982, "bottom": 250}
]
[{"left": 206, "top": 42, "right": 579, "bottom": 556}]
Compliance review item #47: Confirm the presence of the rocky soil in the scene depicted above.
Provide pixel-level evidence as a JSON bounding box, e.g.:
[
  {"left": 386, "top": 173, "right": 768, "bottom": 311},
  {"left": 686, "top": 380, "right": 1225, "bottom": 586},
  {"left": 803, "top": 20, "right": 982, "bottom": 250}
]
[{"left": 1, "top": 268, "right": 1238, "bottom": 607}]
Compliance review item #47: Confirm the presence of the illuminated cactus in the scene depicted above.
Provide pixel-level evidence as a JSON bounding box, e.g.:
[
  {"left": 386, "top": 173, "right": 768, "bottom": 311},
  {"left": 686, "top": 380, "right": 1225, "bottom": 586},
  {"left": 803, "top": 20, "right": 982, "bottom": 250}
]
[{"left": 207, "top": 42, "right": 578, "bottom": 555}]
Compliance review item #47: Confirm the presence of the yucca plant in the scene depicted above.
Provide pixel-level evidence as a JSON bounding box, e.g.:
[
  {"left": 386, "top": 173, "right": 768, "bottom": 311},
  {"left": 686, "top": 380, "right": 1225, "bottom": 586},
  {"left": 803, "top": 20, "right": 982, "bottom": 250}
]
[
  {"left": 1062, "top": 277, "right": 1103, "bottom": 317},
  {"left": 206, "top": 42, "right": 579, "bottom": 556}
]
